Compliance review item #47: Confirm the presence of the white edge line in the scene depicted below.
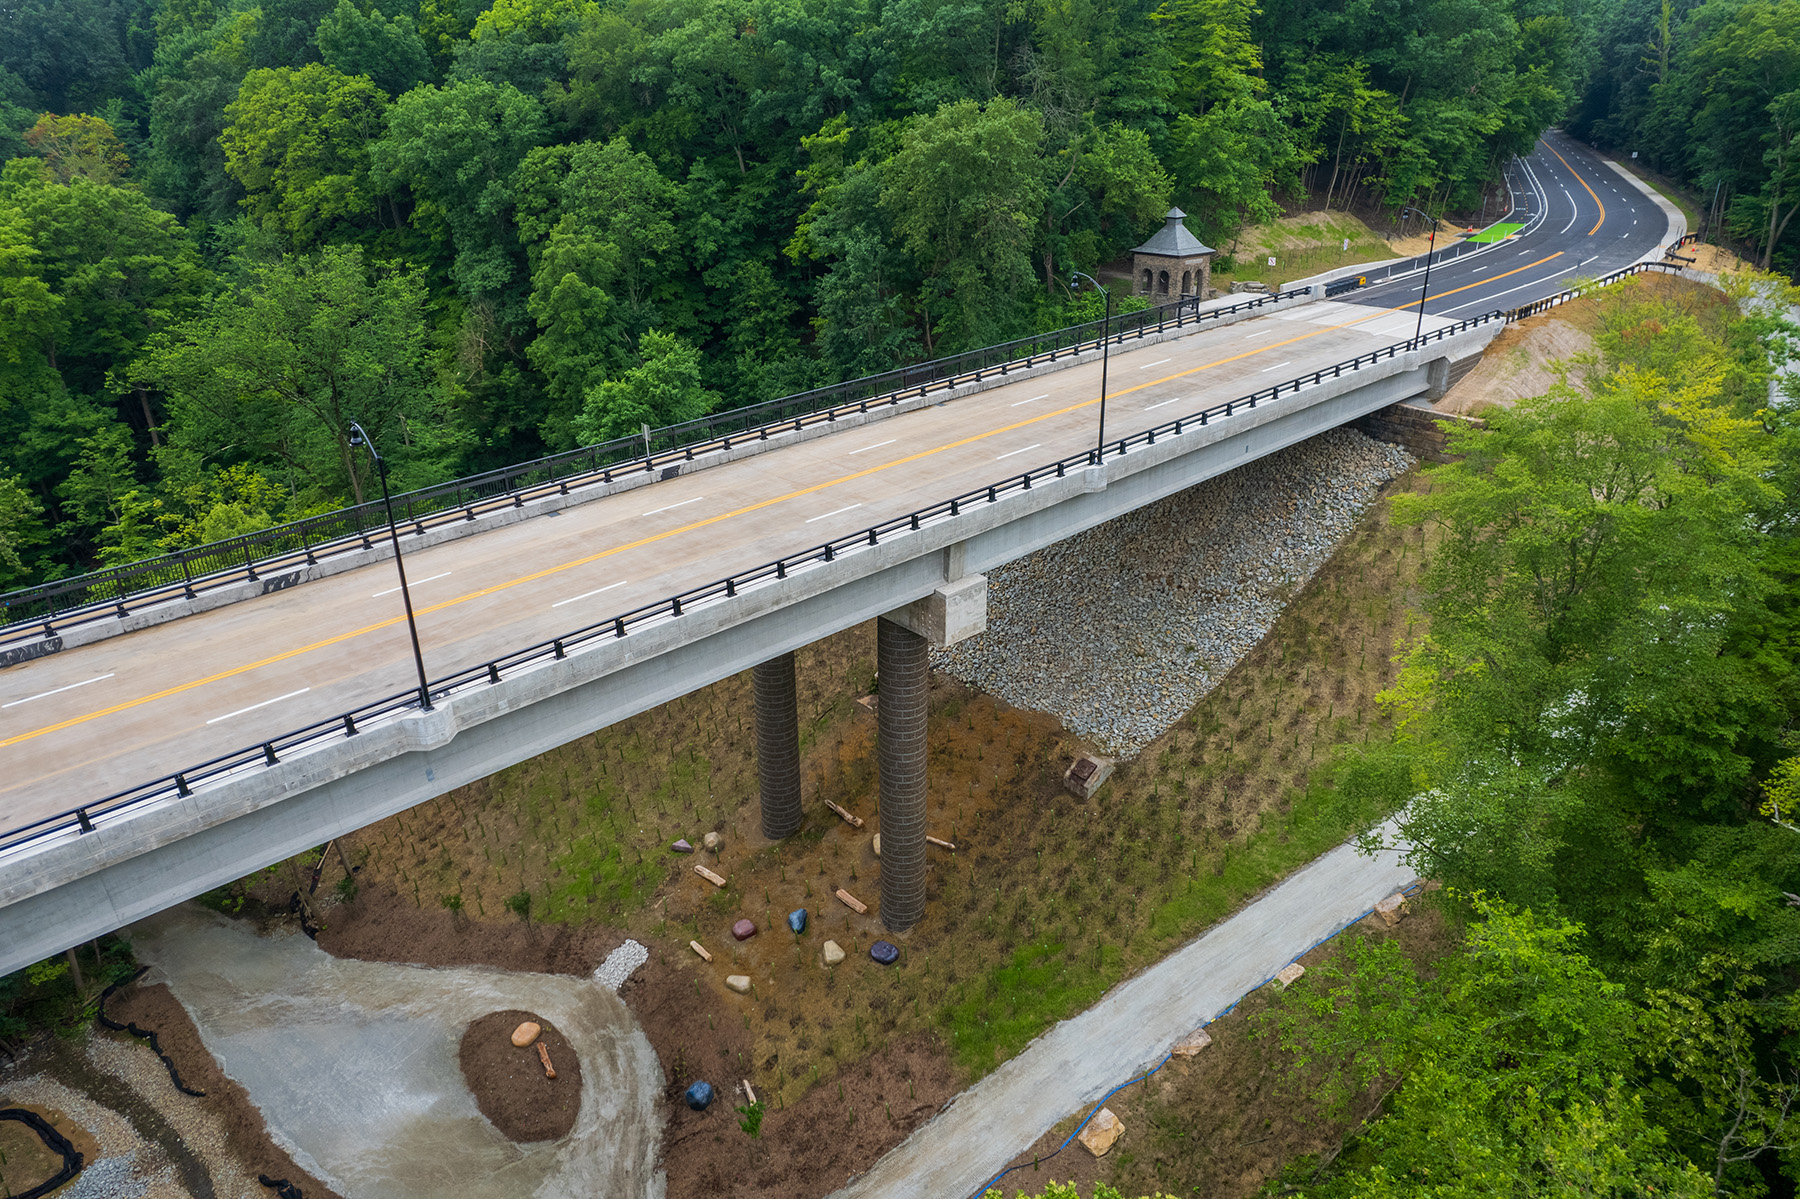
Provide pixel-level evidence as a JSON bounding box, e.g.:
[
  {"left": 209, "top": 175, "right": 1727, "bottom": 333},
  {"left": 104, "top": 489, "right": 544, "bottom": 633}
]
[
  {"left": 3, "top": 673, "right": 117, "bottom": 709},
  {"left": 642, "top": 495, "right": 705, "bottom": 517},
  {"left": 805, "top": 503, "right": 863, "bottom": 523},
  {"left": 373, "top": 570, "right": 450, "bottom": 599},
  {"left": 206, "top": 687, "right": 311, "bottom": 725},
  {"left": 552, "top": 580, "right": 629, "bottom": 608},
  {"left": 996, "top": 443, "right": 1042, "bottom": 460}
]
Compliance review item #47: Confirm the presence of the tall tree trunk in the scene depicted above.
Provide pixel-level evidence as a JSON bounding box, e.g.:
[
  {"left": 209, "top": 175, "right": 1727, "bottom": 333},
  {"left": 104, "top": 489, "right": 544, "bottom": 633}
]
[{"left": 137, "top": 388, "right": 162, "bottom": 446}]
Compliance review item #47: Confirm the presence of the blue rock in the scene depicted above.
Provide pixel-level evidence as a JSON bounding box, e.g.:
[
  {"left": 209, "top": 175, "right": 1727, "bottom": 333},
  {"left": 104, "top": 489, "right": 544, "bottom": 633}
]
[
  {"left": 870, "top": 940, "right": 899, "bottom": 965},
  {"left": 787, "top": 908, "right": 808, "bottom": 934},
  {"left": 684, "top": 1080, "right": 714, "bottom": 1111}
]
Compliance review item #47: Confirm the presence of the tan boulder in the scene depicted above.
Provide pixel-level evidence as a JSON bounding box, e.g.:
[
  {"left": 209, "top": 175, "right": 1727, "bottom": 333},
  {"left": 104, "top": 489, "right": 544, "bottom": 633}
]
[
  {"left": 1273, "top": 963, "right": 1306, "bottom": 990},
  {"left": 1077, "top": 1108, "right": 1124, "bottom": 1157},
  {"left": 1171, "top": 1028, "right": 1213, "bottom": 1057},
  {"left": 725, "top": 975, "right": 752, "bottom": 994},
  {"left": 822, "top": 940, "right": 846, "bottom": 966},
  {"left": 510, "top": 1021, "right": 541, "bottom": 1048}
]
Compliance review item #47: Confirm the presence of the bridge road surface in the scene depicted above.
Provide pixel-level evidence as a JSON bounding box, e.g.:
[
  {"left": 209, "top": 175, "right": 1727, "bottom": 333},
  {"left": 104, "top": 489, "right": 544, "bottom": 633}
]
[
  {"left": 1345, "top": 130, "right": 1670, "bottom": 319},
  {"left": 0, "top": 137, "right": 1663, "bottom": 835}
]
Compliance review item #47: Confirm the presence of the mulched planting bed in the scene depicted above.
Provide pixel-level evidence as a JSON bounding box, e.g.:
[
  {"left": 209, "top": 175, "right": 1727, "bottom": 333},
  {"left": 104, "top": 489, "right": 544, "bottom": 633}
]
[{"left": 459, "top": 1010, "right": 582, "bottom": 1142}]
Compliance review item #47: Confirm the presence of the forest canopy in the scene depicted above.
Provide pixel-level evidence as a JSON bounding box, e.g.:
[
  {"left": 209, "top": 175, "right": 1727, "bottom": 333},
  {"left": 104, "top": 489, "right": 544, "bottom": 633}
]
[{"left": 0, "top": 0, "right": 1753, "bottom": 591}]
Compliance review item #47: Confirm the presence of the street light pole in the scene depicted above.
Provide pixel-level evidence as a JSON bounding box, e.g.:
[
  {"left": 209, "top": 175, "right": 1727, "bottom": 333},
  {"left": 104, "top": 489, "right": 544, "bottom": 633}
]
[
  {"left": 1402, "top": 206, "right": 1439, "bottom": 347},
  {"left": 1069, "top": 270, "right": 1113, "bottom": 463},
  {"left": 347, "top": 421, "right": 432, "bottom": 712}
]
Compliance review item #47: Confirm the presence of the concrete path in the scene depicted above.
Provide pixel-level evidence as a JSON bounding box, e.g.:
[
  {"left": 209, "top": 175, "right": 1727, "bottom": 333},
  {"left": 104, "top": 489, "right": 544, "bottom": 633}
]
[
  {"left": 128, "top": 907, "right": 665, "bottom": 1199},
  {"left": 831, "top": 822, "right": 1416, "bottom": 1199}
]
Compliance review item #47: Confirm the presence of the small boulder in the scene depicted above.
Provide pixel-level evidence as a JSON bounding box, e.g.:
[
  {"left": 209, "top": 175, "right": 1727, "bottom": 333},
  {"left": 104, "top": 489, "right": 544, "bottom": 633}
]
[
  {"left": 725, "top": 975, "right": 752, "bottom": 994},
  {"left": 510, "top": 1021, "right": 541, "bottom": 1048},
  {"left": 1273, "top": 962, "right": 1306, "bottom": 990},
  {"left": 1077, "top": 1108, "right": 1124, "bottom": 1157},
  {"left": 870, "top": 940, "right": 899, "bottom": 965},
  {"left": 671, "top": 839, "right": 694, "bottom": 854},
  {"left": 732, "top": 918, "right": 757, "bottom": 941},
  {"left": 702, "top": 831, "right": 722, "bottom": 852},
  {"left": 1373, "top": 892, "right": 1406, "bottom": 926},
  {"left": 787, "top": 909, "right": 807, "bottom": 934},
  {"left": 1172, "top": 1028, "right": 1213, "bottom": 1058},
  {"left": 685, "top": 1080, "right": 714, "bottom": 1111},
  {"left": 872, "top": 833, "right": 881, "bottom": 858},
  {"left": 822, "top": 940, "right": 846, "bottom": 966}
]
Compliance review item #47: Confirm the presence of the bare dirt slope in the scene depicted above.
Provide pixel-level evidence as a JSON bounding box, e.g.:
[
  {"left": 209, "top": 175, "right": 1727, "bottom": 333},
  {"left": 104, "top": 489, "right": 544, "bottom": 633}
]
[{"left": 1435, "top": 318, "right": 1595, "bottom": 415}]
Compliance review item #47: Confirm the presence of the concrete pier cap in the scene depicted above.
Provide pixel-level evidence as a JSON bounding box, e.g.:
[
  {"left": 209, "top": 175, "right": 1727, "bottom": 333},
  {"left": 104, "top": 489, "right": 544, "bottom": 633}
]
[{"left": 883, "top": 574, "right": 988, "bottom": 649}]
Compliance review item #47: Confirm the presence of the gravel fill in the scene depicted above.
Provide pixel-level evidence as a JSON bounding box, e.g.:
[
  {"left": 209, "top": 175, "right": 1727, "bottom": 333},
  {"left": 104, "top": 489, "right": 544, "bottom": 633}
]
[
  {"left": 933, "top": 428, "right": 1414, "bottom": 755},
  {"left": 591, "top": 939, "right": 647, "bottom": 991}
]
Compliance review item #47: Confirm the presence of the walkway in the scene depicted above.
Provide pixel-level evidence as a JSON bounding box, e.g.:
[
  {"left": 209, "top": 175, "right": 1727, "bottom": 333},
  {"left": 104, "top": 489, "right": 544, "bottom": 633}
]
[{"left": 831, "top": 822, "right": 1416, "bottom": 1199}]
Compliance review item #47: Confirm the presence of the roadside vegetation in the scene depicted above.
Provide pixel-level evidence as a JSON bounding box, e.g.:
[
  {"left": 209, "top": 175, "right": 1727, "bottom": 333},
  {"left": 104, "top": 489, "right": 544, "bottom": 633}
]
[{"left": 980, "top": 269, "right": 1800, "bottom": 1199}]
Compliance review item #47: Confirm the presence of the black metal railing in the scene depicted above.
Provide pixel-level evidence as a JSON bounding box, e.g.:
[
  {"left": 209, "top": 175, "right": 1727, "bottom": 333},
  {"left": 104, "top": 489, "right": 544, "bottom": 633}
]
[
  {"left": 0, "top": 288, "right": 1310, "bottom": 647},
  {"left": 0, "top": 300, "right": 1497, "bottom": 859},
  {"left": 1, "top": 244, "right": 1693, "bottom": 855},
  {"left": 1503, "top": 259, "right": 1686, "bottom": 322}
]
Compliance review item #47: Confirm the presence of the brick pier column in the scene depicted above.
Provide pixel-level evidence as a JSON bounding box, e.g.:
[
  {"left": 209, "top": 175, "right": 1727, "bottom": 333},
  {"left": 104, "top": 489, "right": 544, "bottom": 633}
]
[
  {"left": 754, "top": 652, "right": 802, "bottom": 840},
  {"left": 876, "top": 616, "right": 929, "bottom": 932}
]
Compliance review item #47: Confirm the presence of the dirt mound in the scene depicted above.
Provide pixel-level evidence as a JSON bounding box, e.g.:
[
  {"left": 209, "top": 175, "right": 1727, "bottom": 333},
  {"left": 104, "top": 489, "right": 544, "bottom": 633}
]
[
  {"left": 458, "top": 1010, "right": 582, "bottom": 1142},
  {"left": 1436, "top": 318, "right": 1595, "bottom": 415}
]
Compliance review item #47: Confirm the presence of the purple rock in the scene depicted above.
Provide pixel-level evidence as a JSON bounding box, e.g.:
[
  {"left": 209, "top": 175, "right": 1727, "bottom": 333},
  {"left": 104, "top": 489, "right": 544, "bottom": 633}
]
[
  {"left": 671, "top": 839, "right": 693, "bottom": 854},
  {"left": 870, "top": 940, "right": 899, "bottom": 965},
  {"left": 732, "top": 918, "right": 757, "bottom": 941}
]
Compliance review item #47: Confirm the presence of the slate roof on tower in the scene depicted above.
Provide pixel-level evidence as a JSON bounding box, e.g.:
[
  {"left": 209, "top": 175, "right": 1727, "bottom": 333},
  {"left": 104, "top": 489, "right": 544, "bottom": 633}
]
[{"left": 1131, "top": 208, "right": 1214, "bottom": 257}]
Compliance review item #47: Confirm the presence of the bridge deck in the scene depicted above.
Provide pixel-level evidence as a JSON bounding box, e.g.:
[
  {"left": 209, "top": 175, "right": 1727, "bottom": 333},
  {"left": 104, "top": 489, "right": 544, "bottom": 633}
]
[{"left": 1, "top": 300, "right": 1447, "bottom": 831}]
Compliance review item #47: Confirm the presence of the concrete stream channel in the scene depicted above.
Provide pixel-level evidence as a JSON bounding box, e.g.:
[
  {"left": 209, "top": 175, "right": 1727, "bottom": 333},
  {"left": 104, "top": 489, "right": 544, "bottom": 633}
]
[{"left": 125, "top": 906, "right": 664, "bottom": 1199}]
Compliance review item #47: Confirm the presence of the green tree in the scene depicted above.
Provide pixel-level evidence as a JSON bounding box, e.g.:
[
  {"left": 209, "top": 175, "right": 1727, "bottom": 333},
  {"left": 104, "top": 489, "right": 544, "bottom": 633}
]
[
  {"left": 316, "top": 0, "right": 435, "bottom": 97},
  {"left": 880, "top": 98, "right": 1047, "bottom": 351},
  {"left": 0, "top": 472, "right": 48, "bottom": 588},
  {"left": 369, "top": 78, "right": 545, "bottom": 315},
  {"left": 573, "top": 329, "right": 718, "bottom": 444},
  {"left": 221, "top": 64, "right": 390, "bottom": 245},
  {"left": 133, "top": 245, "right": 447, "bottom": 509}
]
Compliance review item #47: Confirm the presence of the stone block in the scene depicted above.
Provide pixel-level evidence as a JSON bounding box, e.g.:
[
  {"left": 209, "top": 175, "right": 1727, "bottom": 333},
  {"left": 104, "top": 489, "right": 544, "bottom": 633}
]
[
  {"left": 787, "top": 908, "right": 807, "bottom": 934},
  {"left": 671, "top": 839, "right": 693, "bottom": 854},
  {"left": 732, "top": 918, "right": 757, "bottom": 941},
  {"left": 1064, "top": 755, "right": 1114, "bottom": 799},
  {"left": 725, "top": 975, "right": 751, "bottom": 994},
  {"left": 1078, "top": 1108, "right": 1124, "bottom": 1157},
  {"left": 822, "top": 940, "right": 845, "bottom": 966},
  {"left": 871, "top": 834, "right": 880, "bottom": 858},
  {"left": 510, "top": 1021, "right": 541, "bottom": 1048},
  {"left": 702, "top": 831, "right": 722, "bottom": 852},
  {"left": 870, "top": 940, "right": 899, "bottom": 965},
  {"left": 1374, "top": 892, "right": 1406, "bottom": 926},
  {"left": 685, "top": 1080, "right": 714, "bottom": 1110},
  {"left": 1273, "top": 962, "right": 1306, "bottom": 990},
  {"left": 1171, "top": 1028, "right": 1213, "bottom": 1057}
]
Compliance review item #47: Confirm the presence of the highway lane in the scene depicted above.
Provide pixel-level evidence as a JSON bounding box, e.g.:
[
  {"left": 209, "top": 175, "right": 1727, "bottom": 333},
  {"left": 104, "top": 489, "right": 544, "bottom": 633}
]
[
  {"left": 1347, "top": 130, "right": 1667, "bottom": 320},
  {"left": 0, "top": 137, "right": 1668, "bottom": 834}
]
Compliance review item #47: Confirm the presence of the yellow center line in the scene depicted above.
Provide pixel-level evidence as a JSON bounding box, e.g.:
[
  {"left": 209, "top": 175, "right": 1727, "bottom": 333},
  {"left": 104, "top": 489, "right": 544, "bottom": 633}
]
[
  {"left": 1542, "top": 138, "right": 1604, "bottom": 236},
  {"left": 4, "top": 284, "right": 1542, "bottom": 750}
]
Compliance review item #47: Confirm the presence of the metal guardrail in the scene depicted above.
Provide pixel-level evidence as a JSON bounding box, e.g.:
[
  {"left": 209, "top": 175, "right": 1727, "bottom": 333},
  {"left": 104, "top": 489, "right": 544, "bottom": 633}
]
[
  {"left": 1, "top": 243, "right": 1693, "bottom": 857},
  {"left": 1, "top": 301, "right": 1496, "bottom": 859},
  {"left": 1502, "top": 259, "right": 1686, "bottom": 322},
  {"left": 0, "top": 289, "right": 1310, "bottom": 648}
]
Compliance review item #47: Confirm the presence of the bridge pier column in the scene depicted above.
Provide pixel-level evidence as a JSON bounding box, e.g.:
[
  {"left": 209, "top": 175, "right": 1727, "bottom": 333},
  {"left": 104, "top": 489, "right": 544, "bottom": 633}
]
[
  {"left": 754, "top": 652, "right": 802, "bottom": 840},
  {"left": 876, "top": 567, "right": 988, "bottom": 933},
  {"left": 876, "top": 616, "right": 929, "bottom": 932}
]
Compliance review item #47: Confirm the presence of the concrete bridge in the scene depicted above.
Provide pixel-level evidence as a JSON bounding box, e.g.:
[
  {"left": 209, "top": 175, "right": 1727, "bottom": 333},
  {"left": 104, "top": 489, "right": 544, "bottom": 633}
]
[{"left": 0, "top": 134, "right": 1675, "bottom": 973}]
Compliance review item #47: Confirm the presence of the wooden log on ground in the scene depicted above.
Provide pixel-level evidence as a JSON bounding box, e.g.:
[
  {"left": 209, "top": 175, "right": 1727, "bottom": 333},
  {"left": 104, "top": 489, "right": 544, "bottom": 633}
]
[
  {"left": 689, "top": 940, "right": 713, "bottom": 962},
  {"left": 825, "top": 801, "right": 865, "bottom": 829},
  {"left": 836, "top": 887, "right": 868, "bottom": 914},
  {"left": 694, "top": 864, "right": 727, "bottom": 888}
]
